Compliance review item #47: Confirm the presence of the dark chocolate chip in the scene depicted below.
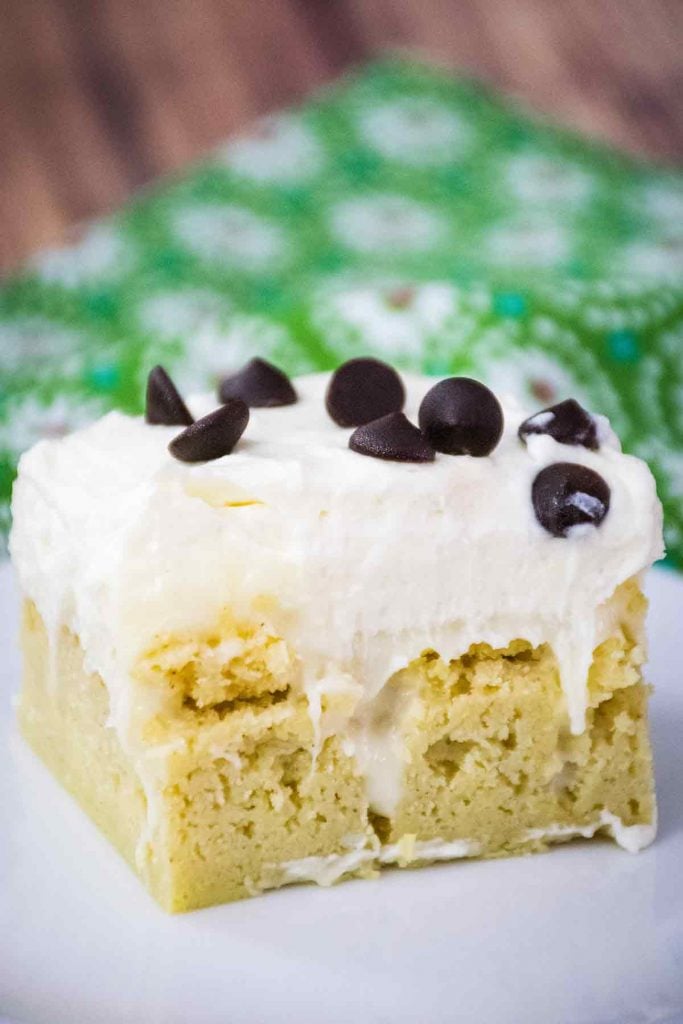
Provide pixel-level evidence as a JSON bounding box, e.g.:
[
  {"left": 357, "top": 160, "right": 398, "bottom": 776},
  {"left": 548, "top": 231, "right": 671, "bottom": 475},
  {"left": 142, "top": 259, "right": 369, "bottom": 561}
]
[
  {"left": 218, "top": 357, "right": 297, "bottom": 408},
  {"left": 169, "top": 400, "right": 249, "bottom": 463},
  {"left": 532, "top": 462, "right": 610, "bottom": 537},
  {"left": 519, "top": 399, "right": 598, "bottom": 450},
  {"left": 146, "top": 365, "right": 193, "bottom": 427},
  {"left": 349, "top": 412, "right": 435, "bottom": 463},
  {"left": 418, "top": 377, "right": 504, "bottom": 456},
  {"left": 325, "top": 357, "right": 405, "bottom": 427}
]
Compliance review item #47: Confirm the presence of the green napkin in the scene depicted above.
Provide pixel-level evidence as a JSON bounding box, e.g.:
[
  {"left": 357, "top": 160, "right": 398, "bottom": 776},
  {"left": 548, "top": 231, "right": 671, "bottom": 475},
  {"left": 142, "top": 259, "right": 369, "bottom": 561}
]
[{"left": 1, "top": 58, "right": 681, "bottom": 566}]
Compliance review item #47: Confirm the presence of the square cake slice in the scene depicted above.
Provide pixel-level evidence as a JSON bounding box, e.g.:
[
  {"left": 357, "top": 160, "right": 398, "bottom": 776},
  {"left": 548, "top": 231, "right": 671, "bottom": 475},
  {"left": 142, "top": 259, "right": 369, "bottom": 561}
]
[{"left": 10, "top": 359, "right": 663, "bottom": 910}]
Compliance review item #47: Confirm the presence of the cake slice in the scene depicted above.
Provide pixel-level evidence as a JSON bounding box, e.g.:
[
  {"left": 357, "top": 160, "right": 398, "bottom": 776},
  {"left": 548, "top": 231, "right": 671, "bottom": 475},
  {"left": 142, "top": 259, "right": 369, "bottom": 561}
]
[{"left": 10, "top": 358, "right": 663, "bottom": 911}]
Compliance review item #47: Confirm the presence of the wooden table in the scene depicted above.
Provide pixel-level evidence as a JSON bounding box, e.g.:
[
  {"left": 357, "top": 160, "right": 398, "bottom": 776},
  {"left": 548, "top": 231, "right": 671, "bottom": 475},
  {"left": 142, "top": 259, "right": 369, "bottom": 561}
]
[{"left": 1, "top": 0, "right": 681, "bottom": 274}]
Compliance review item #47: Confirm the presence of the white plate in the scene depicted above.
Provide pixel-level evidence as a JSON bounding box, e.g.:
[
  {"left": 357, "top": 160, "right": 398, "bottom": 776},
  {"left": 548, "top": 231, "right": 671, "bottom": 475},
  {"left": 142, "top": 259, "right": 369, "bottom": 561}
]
[{"left": 1, "top": 563, "right": 682, "bottom": 1024}]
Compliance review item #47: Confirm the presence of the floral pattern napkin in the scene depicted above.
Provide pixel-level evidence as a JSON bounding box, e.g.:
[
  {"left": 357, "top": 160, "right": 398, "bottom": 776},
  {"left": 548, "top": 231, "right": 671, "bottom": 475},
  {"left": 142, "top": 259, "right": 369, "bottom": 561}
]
[{"left": 0, "top": 58, "right": 681, "bottom": 565}]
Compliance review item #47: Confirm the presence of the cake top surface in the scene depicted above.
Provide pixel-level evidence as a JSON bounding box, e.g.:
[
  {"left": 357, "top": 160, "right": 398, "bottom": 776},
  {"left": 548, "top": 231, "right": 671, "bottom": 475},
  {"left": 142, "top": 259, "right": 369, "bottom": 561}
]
[{"left": 10, "top": 368, "right": 663, "bottom": 739}]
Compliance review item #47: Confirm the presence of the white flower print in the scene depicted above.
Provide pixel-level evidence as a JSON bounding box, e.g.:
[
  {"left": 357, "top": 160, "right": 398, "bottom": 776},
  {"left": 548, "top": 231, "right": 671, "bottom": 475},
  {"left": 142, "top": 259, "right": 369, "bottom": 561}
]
[
  {"left": 166, "top": 316, "right": 293, "bottom": 394},
  {"left": 219, "top": 113, "right": 324, "bottom": 184},
  {"left": 357, "top": 98, "right": 471, "bottom": 166},
  {"left": 635, "top": 439, "right": 683, "bottom": 508},
  {"left": 314, "top": 281, "right": 460, "bottom": 359},
  {"left": 639, "top": 181, "right": 683, "bottom": 227},
  {"left": 0, "top": 394, "right": 107, "bottom": 455},
  {"left": 674, "top": 381, "right": 683, "bottom": 435},
  {"left": 617, "top": 234, "right": 683, "bottom": 281},
  {"left": 31, "top": 224, "right": 130, "bottom": 288},
  {"left": 137, "top": 289, "right": 233, "bottom": 342},
  {"left": 660, "top": 451, "right": 683, "bottom": 501},
  {"left": 172, "top": 204, "right": 287, "bottom": 271},
  {"left": 0, "top": 317, "right": 87, "bottom": 379},
  {"left": 329, "top": 194, "right": 445, "bottom": 254},
  {"left": 504, "top": 154, "right": 594, "bottom": 208},
  {"left": 484, "top": 217, "right": 570, "bottom": 268},
  {"left": 476, "top": 348, "right": 592, "bottom": 411}
]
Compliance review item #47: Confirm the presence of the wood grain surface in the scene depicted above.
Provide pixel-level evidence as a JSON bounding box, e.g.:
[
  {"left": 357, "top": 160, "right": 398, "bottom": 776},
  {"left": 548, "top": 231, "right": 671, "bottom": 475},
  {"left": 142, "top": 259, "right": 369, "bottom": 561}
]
[{"left": 0, "top": 0, "right": 681, "bottom": 274}]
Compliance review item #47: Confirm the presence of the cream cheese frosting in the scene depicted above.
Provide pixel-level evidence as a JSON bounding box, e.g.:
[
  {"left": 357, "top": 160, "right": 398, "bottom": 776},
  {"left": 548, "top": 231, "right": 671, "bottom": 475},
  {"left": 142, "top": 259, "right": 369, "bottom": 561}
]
[
  {"left": 266, "top": 810, "right": 655, "bottom": 889},
  {"left": 10, "top": 372, "right": 663, "bottom": 817}
]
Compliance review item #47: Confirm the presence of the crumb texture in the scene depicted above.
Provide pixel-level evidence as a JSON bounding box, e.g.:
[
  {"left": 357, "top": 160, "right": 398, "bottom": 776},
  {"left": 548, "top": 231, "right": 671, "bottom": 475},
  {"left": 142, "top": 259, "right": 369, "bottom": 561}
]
[{"left": 19, "top": 579, "right": 655, "bottom": 912}]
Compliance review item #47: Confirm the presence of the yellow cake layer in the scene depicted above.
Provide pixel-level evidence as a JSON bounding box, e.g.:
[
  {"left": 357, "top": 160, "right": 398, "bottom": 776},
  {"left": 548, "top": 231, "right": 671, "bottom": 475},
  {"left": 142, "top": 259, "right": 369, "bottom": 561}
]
[{"left": 19, "top": 581, "right": 655, "bottom": 912}]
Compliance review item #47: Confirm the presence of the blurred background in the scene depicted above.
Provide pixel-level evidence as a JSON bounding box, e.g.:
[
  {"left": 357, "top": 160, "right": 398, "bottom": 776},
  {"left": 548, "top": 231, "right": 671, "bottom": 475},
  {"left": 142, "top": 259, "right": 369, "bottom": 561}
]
[{"left": 1, "top": 0, "right": 682, "bottom": 273}]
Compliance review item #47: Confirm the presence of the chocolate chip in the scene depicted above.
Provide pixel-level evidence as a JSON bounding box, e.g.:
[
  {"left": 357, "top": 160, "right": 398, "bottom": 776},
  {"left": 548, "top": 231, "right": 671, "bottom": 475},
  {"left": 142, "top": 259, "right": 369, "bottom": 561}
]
[
  {"left": 169, "top": 400, "right": 249, "bottom": 463},
  {"left": 349, "top": 412, "right": 435, "bottom": 463},
  {"left": 326, "top": 358, "right": 405, "bottom": 427},
  {"left": 418, "top": 377, "right": 503, "bottom": 456},
  {"left": 146, "top": 366, "right": 193, "bottom": 427},
  {"left": 218, "top": 357, "right": 297, "bottom": 408},
  {"left": 532, "top": 462, "right": 610, "bottom": 537},
  {"left": 519, "top": 399, "right": 598, "bottom": 450}
]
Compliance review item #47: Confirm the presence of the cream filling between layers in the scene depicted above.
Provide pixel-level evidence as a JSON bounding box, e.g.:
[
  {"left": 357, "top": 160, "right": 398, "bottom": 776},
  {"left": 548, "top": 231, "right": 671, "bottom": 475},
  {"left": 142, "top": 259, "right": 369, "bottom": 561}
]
[
  {"left": 266, "top": 811, "right": 656, "bottom": 889},
  {"left": 10, "top": 372, "right": 663, "bottom": 831}
]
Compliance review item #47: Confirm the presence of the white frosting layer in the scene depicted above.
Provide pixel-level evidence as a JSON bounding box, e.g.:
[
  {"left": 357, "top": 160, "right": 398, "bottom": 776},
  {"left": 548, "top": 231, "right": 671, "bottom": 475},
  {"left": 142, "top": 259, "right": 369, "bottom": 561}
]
[
  {"left": 526, "top": 808, "right": 657, "bottom": 853},
  {"left": 379, "top": 835, "right": 481, "bottom": 864},
  {"left": 267, "top": 833, "right": 482, "bottom": 889},
  {"left": 273, "top": 833, "right": 377, "bottom": 888},
  {"left": 10, "top": 372, "right": 663, "bottom": 816},
  {"left": 268, "top": 810, "right": 655, "bottom": 887}
]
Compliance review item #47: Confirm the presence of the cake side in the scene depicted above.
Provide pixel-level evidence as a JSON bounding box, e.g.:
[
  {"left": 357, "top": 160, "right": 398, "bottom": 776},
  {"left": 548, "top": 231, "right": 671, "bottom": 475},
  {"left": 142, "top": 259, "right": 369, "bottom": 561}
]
[
  {"left": 381, "top": 579, "right": 655, "bottom": 854},
  {"left": 19, "top": 602, "right": 374, "bottom": 909},
  {"left": 19, "top": 602, "right": 147, "bottom": 875},
  {"left": 19, "top": 577, "right": 655, "bottom": 911}
]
